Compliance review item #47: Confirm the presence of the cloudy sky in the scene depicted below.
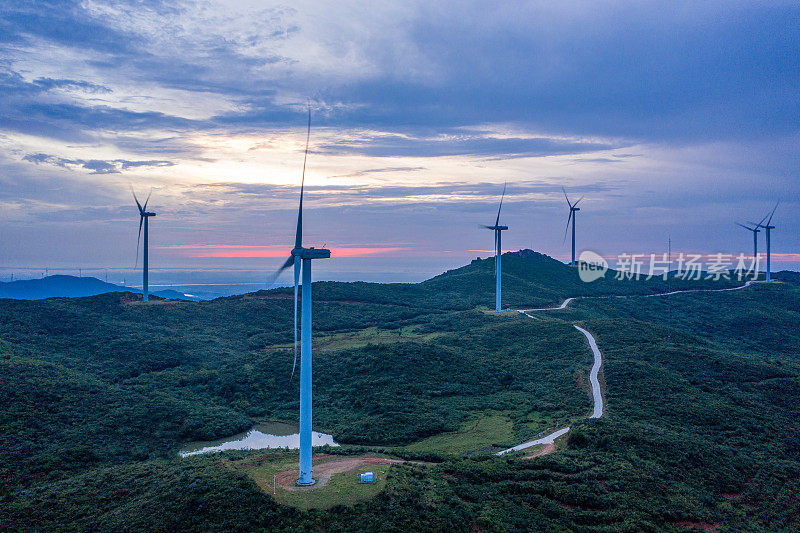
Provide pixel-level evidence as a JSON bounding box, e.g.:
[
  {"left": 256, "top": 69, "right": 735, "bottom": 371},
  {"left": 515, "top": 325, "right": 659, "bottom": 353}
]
[{"left": 1, "top": 0, "right": 798, "bottom": 286}]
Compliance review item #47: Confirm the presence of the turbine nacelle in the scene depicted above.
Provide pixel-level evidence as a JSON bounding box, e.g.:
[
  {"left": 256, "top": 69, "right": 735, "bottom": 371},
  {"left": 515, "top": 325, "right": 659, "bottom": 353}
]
[
  {"left": 293, "top": 247, "right": 331, "bottom": 259},
  {"left": 754, "top": 202, "right": 778, "bottom": 230},
  {"left": 739, "top": 222, "right": 760, "bottom": 233}
]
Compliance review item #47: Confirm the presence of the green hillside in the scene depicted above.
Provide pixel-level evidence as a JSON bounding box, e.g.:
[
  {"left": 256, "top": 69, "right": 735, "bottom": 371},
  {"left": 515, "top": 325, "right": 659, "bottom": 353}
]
[{"left": 1, "top": 252, "right": 798, "bottom": 531}]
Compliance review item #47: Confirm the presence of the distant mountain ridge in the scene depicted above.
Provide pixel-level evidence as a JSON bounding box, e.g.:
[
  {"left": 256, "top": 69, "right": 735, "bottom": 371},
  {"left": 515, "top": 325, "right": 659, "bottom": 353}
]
[
  {"left": 0, "top": 275, "right": 194, "bottom": 301},
  {"left": 2, "top": 254, "right": 796, "bottom": 304},
  {"left": 254, "top": 249, "right": 763, "bottom": 311}
]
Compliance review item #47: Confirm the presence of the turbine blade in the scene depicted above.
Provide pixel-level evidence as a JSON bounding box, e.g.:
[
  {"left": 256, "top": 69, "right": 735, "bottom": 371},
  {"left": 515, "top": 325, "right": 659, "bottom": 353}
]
[
  {"left": 766, "top": 201, "right": 779, "bottom": 226},
  {"left": 494, "top": 182, "right": 506, "bottom": 227},
  {"left": 295, "top": 105, "right": 311, "bottom": 249},
  {"left": 291, "top": 259, "right": 300, "bottom": 380},
  {"left": 494, "top": 230, "right": 498, "bottom": 278},
  {"left": 480, "top": 224, "right": 494, "bottom": 229},
  {"left": 562, "top": 186, "right": 572, "bottom": 208},
  {"left": 135, "top": 214, "right": 143, "bottom": 269},
  {"left": 142, "top": 188, "right": 152, "bottom": 212},
  {"left": 563, "top": 209, "right": 573, "bottom": 243},
  {"left": 131, "top": 187, "right": 143, "bottom": 214},
  {"left": 573, "top": 195, "right": 585, "bottom": 207},
  {"left": 736, "top": 222, "right": 754, "bottom": 231},
  {"left": 268, "top": 255, "right": 295, "bottom": 285}
]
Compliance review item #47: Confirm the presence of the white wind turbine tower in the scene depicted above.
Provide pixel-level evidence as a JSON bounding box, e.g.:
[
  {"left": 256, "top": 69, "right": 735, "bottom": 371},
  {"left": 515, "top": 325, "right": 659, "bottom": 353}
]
[
  {"left": 755, "top": 203, "right": 779, "bottom": 282},
  {"left": 271, "top": 106, "right": 330, "bottom": 486},
  {"left": 132, "top": 189, "right": 156, "bottom": 302},
  {"left": 562, "top": 187, "right": 583, "bottom": 267},
  {"left": 481, "top": 183, "right": 508, "bottom": 313}
]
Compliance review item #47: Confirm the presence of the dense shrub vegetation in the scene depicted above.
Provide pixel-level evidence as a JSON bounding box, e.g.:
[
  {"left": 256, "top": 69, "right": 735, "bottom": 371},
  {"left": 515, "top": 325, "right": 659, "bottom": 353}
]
[{"left": 1, "top": 252, "right": 798, "bottom": 531}]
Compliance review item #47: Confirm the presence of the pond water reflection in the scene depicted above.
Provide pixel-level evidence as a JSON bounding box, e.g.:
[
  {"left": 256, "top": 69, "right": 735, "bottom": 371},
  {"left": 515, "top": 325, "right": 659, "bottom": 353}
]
[{"left": 179, "top": 422, "right": 338, "bottom": 457}]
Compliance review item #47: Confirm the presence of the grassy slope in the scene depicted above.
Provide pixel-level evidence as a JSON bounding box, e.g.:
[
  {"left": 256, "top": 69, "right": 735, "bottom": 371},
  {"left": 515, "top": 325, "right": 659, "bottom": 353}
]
[{"left": 1, "top": 253, "right": 798, "bottom": 531}]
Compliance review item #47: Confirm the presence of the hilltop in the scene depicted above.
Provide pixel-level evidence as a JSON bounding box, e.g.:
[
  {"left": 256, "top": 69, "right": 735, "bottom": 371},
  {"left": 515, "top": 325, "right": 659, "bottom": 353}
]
[{"left": 260, "top": 249, "right": 747, "bottom": 312}]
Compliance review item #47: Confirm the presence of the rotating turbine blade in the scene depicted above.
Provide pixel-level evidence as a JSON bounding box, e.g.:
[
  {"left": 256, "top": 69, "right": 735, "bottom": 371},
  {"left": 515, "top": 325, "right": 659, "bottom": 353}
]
[
  {"left": 287, "top": 104, "right": 312, "bottom": 379},
  {"left": 135, "top": 214, "right": 143, "bottom": 269},
  {"left": 766, "top": 201, "right": 779, "bottom": 226},
  {"left": 291, "top": 259, "right": 300, "bottom": 379},
  {"left": 494, "top": 182, "right": 506, "bottom": 228},
  {"left": 295, "top": 105, "right": 311, "bottom": 249},
  {"left": 562, "top": 186, "right": 572, "bottom": 208},
  {"left": 142, "top": 188, "right": 152, "bottom": 212},
  {"left": 268, "top": 255, "right": 295, "bottom": 285},
  {"left": 131, "top": 187, "right": 143, "bottom": 214},
  {"left": 753, "top": 211, "right": 770, "bottom": 229},
  {"left": 573, "top": 195, "right": 585, "bottom": 207},
  {"left": 494, "top": 230, "right": 499, "bottom": 279},
  {"left": 563, "top": 209, "right": 573, "bottom": 243},
  {"left": 736, "top": 222, "right": 755, "bottom": 231}
]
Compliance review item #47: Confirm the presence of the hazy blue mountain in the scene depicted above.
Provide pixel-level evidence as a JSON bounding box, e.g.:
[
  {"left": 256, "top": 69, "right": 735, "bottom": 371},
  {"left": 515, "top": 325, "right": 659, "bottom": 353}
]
[{"left": 0, "top": 275, "right": 195, "bottom": 300}]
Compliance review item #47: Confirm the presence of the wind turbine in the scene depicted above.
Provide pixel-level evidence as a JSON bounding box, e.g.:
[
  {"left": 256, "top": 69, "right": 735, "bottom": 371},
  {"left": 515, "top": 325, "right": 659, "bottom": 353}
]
[
  {"left": 271, "top": 106, "right": 330, "bottom": 486},
  {"left": 563, "top": 187, "right": 583, "bottom": 266},
  {"left": 755, "top": 203, "right": 778, "bottom": 282},
  {"left": 482, "top": 183, "right": 508, "bottom": 313},
  {"left": 132, "top": 189, "right": 156, "bottom": 302},
  {"left": 735, "top": 221, "right": 761, "bottom": 262}
]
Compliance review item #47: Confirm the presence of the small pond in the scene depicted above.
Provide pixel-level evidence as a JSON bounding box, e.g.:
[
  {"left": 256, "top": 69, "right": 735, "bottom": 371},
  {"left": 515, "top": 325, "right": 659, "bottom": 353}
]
[{"left": 179, "top": 421, "right": 338, "bottom": 457}]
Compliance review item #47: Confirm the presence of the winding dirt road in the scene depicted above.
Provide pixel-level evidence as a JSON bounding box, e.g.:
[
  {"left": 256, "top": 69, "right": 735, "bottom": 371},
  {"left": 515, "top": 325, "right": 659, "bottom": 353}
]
[
  {"left": 496, "top": 325, "right": 603, "bottom": 456},
  {"left": 496, "top": 280, "right": 758, "bottom": 456},
  {"left": 574, "top": 325, "right": 604, "bottom": 419}
]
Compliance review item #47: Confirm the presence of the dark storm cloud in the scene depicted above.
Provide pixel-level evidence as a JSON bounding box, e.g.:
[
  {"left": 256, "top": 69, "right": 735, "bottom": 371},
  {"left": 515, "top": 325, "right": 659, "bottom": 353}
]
[
  {"left": 2, "top": 1, "right": 797, "bottom": 154},
  {"left": 327, "top": 1, "right": 799, "bottom": 142},
  {"left": 23, "top": 153, "right": 175, "bottom": 174},
  {"left": 0, "top": 0, "right": 145, "bottom": 53}
]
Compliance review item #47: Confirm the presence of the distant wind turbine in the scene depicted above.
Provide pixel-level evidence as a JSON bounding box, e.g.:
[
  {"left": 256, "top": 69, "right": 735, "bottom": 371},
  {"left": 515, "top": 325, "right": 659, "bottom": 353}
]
[
  {"left": 132, "top": 189, "right": 156, "bottom": 302},
  {"left": 755, "top": 203, "right": 779, "bottom": 282},
  {"left": 562, "top": 187, "right": 583, "bottom": 266},
  {"left": 271, "top": 106, "right": 330, "bottom": 486},
  {"left": 735, "top": 221, "right": 761, "bottom": 263},
  {"left": 482, "top": 183, "right": 508, "bottom": 313}
]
